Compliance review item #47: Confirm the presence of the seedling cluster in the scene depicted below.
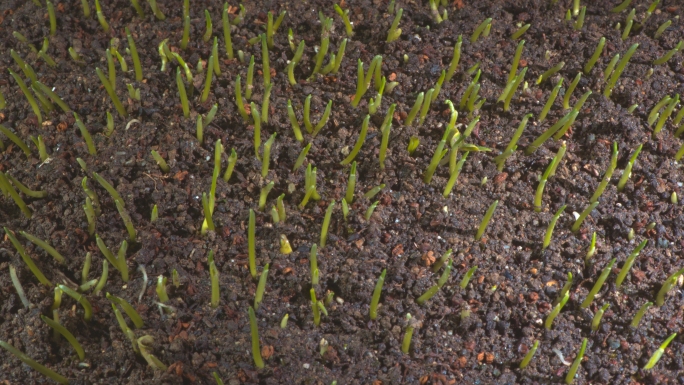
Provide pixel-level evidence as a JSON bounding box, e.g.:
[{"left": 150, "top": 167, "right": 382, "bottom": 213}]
[{"left": 1, "top": 0, "right": 684, "bottom": 383}]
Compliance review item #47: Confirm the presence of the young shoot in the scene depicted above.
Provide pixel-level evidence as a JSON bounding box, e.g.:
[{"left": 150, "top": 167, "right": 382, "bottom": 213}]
[
  {"left": 248, "top": 209, "right": 257, "bottom": 279},
  {"left": 615, "top": 239, "right": 648, "bottom": 288},
  {"left": 340, "top": 115, "right": 370, "bottom": 165},
  {"left": 591, "top": 303, "right": 610, "bottom": 331},
  {"left": 584, "top": 37, "right": 606, "bottom": 74},
  {"left": 386, "top": 8, "right": 403, "bottom": 42},
  {"left": 254, "top": 264, "right": 269, "bottom": 310},
  {"left": 320, "top": 200, "right": 335, "bottom": 248},
  {"left": 209, "top": 251, "right": 219, "bottom": 308},
  {"left": 369, "top": 269, "right": 386, "bottom": 320},
  {"left": 630, "top": 301, "right": 653, "bottom": 328},
  {"left": 334, "top": 4, "right": 353, "bottom": 37},
  {"left": 401, "top": 314, "right": 415, "bottom": 354},
  {"left": 58, "top": 284, "right": 92, "bottom": 321},
  {"left": 580, "top": 258, "right": 616, "bottom": 309},
  {"left": 605, "top": 43, "right": 639, "bottom": 97},
  {"left": 525, "top": 110, "right": 577, "bottom": 155},
  {"left": 0, "top": 340, "right": 68, "bottom": 385},
  {"left": 536, "top": 61, "right": 564, "bottom": 85},
  {"left": 365, "top": 201, "right": 379, "bottom": 220},
  {"left": 41, "top": 315, "right": 85, "bottom": 360},
  {"left": 444, "top": 35, "right": 462, "bottom": 82},
  {"left": 416, "top": 260, "right": 452, "bottom": 305},
  {"left": 471, "top": 18, "right": 492, "bottom": 43},
  {"left": 519, "top": 340, "right": 539, "bottom": 369},
  {"left": 475, "top": 200, "right": 499, "bottom": 240},
  {"left": 655, "top": 267, "right": 684, "bottom": 306},
  {"left": 543, "top": 205, "right": 567, "bottom": 249},
  {"left": 4, "top": 228, "right": 51, "bottom": 286},
  {"left": 644, "top": 333, "right": 677, "bottom": 370},
  {"left": 19, "top": 231, "right": 65, "bottom": 264},
  {"left": 654, "top": 41, "right": 683, "bottom": 65},
  {"left": 0, "top": 174, "right": 32, "bottom": 218},
  {"left": 590, "top": 142, "right": 618, "bottom": 203},
  {"left": 565, "top": 338, "right": 587, "bottom": 384},
  {"left": 545, "top": 290, "right": 569, "bottom": 330},
  {"left": 617, "top": 144, "right": 642, "bottom": 191}
]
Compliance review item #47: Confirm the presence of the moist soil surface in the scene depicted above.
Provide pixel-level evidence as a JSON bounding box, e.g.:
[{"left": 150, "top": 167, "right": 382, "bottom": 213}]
[{"left": 2, "top": 0, "right": 684, "bottom": 384}]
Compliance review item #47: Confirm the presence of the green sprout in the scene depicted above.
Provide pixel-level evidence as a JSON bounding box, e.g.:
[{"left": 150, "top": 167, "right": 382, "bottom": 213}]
[
  {"left": 443, "top": 152, "right": 468, "bottom": 197},
  {"left": 287, "top": 100, "right": 304, "bottom": 142},
  {"left": 545, "top": 290, "right": 569, "bottom": 330},
  {"left": 565, "top": 338, "right": 587, "bottom": 384},
  {"left": 248, "top": 209, "right": 257, "bottom": 278},
  {"left": 475, "top": 200, "right": 499, "bottom": 240},
  {"left": 309, "top": 20, "right": 331, "bottom": 80},
  {"left": 151, "top": 150, "right": 170, "bottom": 174},
  {"left": 96, "top": 235, "right": 128, "bottom": 282},
  {"left": 654, "top": 20, "right": 672, "bottom": 39},
  {"left": 471, "top": 18, "right": 492, "bottom": 43},
  {"left": 571, "top": 201, "right": 598, "bottom": 233},
  {"left": 340, "top": 115, "right": 370, "bottom": 165},
  {"left": 41, "top": 315, "right": 85, "bottom": 360},
  {"left": 147, "top": 0, "right": 165, "bottom": 19},
  {"left": 543, "top": 205, "right": 567, "bottom": 249},
  {"left": 612, "top": 0, "right": 632, "bottom": 12},
  {"left": 84, "top": 198, "right": 96, "bottom": 234},
  {"left": 407, "top": 136, "right": 420, "bottom": 156},
  {"left": 320, "top": 200, "right": 335, "bottom": 247},
  {"left": 200, "top": 9, "right": 213, "bottom": 43},
  {"left": 401, "top": 314, "right": 415, "bottom": 354},
  {"left": 208, "top": 250, "right": 220, "bottom": 308},
  {"left": 251, "top": 101, "right": 262, "bottom": 159},
  {"left": 510, "top": 22, "right": 530, "bottom": 39},
  {"left": 364, "top": 201, "right": 379, "bottom": 220},
  {"left": 19, "top": 231, "right": 65, "bottom": 264},
  {"left": 589, "top": 142, "right": 618, "bottom": 203},
  {"left": 562, "top": 73, "right": 581, "bottom": 110},
  {"left": 96, "top": 67, "right": 127, "bottom": 117},
  {"left": 115, "top": 199, "right": 136, "bottom": 241},
  {"left": 106, "top": 293, "right": 144, "bottom": 328},
  {"left": 615, "top": 239, "right": 648, "bottom": 287},
  {"left": 138, "top": 335, "right": 167, "bottom": 371},
  {"left": 111, "top": 303, "right": 138, "bottom": 353},
  {"left": 404, "top": 92, "right": 425, "bottom": 127},
  {"left": 0, "top": 340, "right": 68, "bottom": 385},
  {"left": 220, "top": 4, "right": 233, "bottom": 57},
  {"left": 73, "top": 112, "right": 96, "bottom": 155},
  {"left": 653, "top": 95, "right": 679, "bottom": 137},
  {"left": 584, "top": 37, "right": 606, "bottom": 74},
  {"left": 105, "top": 49, "right": 117, "bottom": 91},
  {"left": 423, "top": 127, "right": 450, "bottom": 184},
  {"left": 507, "top": 40, "right": 525, "bottom": 84},
  {"left": 369, "top": 269, "right": 386, "bottom": 320},
  {"left": 644, "top": 333, "right": 677, "bottom": 370},
  {"left": 9, "top": 264, "right": 30, "bottom": 308},
  {"left": 5, "top": 173, "right": 47, "bottom": 198},
  {"left": 5, "top": 227, "right": 51, "bottom": 286},
  {"left": 416, "top": 260, "right": 452, "bottom": 305},
  {"left": 617, "top": 144, "right": 642, "bottom": 191},
  {"left": 656, "top": 267, "right": 684, "bottom": 306},
  {"left": 254, "top": 263, "right": 269, "bottom": 310},
  {"left": 311, "top": 288, "right": 321, "bottom": 326},
  {"left": 81, "top": 177, "right": 101, "bottom": 216},
  {"left": 386, "top": 8, "right": 403, "bottom": 42},
  {"left": 365, "top": 184, "right": 386, "bottom": 200},
  {"left": 591, "top": 303, "right": 610, "bottom": 331},
  {"left": 605, "top": 43, "right": 638, "bottom": 97},
  {"left": 233, "top": 75, "right": 250, "bottom": 121},
  {"left": 201, "top": 54, "right": 214, "bottom": 103},
  {"left": 630, "top": 301, "right": 653, "bottom": 328},
  {"left": 300, "top": 164, "right": 321, "bottom": 209},
  {"left": 525, "top": 110, "right": 577, "bottom": 155},
  {"left": 266, "top": 11, "right": 286, "bottom": 49},
  {"left": 309, "top": 243, "right": 320, "bottom": 285},
  {"left": 519, "top": 340, "right": 539, "bottom": 369},
  {"left": 329, "top": 38, "right": 347, "bottom": 75},
  {"left": 293, "top": 143, "right": 311, "bottom": 172},
  {"left": 368, "top": 76, "right": 386, "bottom": 115},
  {"left": 447, "top": 271, "right": 471, "bottom": 297},
  {"left": 220, "top": 148, "right": 237, "bottom": 183},
  {"left": 418, "top": 88, "right": 435, "bottom": 125},
  {"left": 93, "top": 259, "right": 108, "bottom": 296},
  {"left": 172, "top": 269, "right": 179, "bottom": 288},
  {"left": 534, "top": 146, "right": 562, "bottom": 212},
  {"left": 8, "top": 69, "right": 42, "bottom": 125},
  {"left": 95, "top": 0, "right": 110, "bottom": 32},
  {"left": 574, "top": 5, "right": 586, "bottom": 30},
  {"left": 129, "top": 0, "right": 144, "bottom": 17},
  {"left": 0, "top": 125, "right": 29, "bottom": 158},
  {"left": 176, "top": 69, "right": 189, "bottom": 117},
  {"left": 287, "top": 41, "right": 305, "bottom": 85},
  {"left": 494, "top": 114, "right": 531, "bottom": 171},
  {"left": 580, "top": 258, "right": 616, "bottom": 309},
  {"left": 444, "top": 35, "right": 463, "bottom": 82},
  {"left": 0, "top": 174, "right": 32, "bottom": 218},
  {"left": 155, "top": 275, "right": 168, "bottom": 303},
  {"left": 126, "top": 84, "right": 140, "bottom": 101},
  {"left": 261, "top": 133, "right": 276, "bottom": 178},
  {"left": 654, "top": 41, "right": 683, "bottom": 65},
  {"left": 58, "top": 284, "right": 92, "bottom": 321},
  {"left": 621, "top": 8, "right": 635, "bottom": 40},
  {"left": 334, "top": 4, "right": 353, "bottom": 37},
  {"left": 536, "top": 61, "right": 564, "bottom": 85}
]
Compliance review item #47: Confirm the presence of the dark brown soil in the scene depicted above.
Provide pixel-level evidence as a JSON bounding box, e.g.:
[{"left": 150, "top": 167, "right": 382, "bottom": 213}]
[{"left": 2, "top": 0, "right": 684, "bottom": 384}]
